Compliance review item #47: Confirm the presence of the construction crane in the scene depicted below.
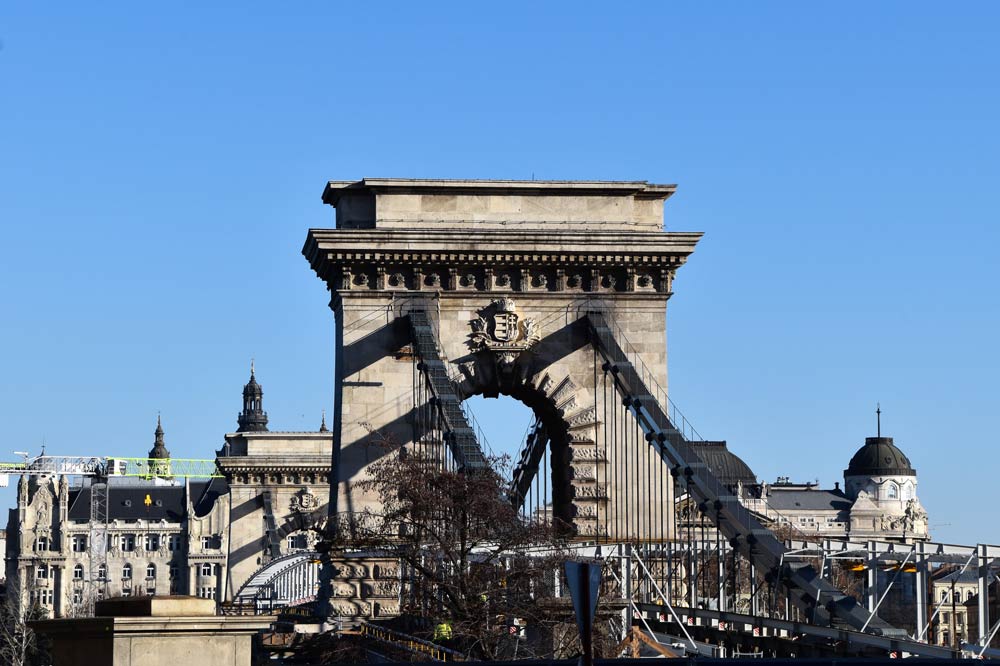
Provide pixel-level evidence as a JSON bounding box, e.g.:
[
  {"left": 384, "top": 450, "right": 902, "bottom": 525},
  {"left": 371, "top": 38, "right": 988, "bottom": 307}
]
[
  {"left": 2, "top": 451, "right": 221, "bottom": 605},
  {"left": 0, "top": 453, "right": 222, "bottom": 484}
]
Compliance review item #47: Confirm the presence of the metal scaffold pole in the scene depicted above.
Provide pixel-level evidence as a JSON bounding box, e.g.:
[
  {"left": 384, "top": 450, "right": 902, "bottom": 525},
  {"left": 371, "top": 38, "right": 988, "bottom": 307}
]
[{"left": 88, "top": 473, "right": 109, "bottom": 604}]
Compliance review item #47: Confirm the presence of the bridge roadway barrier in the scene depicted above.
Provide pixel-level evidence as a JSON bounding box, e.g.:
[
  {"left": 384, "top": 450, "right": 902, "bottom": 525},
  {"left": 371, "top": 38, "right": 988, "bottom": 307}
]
[{"left": 640, "top": 604, "right": 959, "bottom": 659}]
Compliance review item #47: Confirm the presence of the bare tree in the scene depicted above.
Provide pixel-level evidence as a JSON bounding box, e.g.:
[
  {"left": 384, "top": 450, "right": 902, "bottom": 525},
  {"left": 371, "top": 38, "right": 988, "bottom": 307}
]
[
  {"left": 335, "top": 436, "right": 577, "bottom": 660},
  {"left": 0, "top": 577, "right": 50, "bottom": 666}
]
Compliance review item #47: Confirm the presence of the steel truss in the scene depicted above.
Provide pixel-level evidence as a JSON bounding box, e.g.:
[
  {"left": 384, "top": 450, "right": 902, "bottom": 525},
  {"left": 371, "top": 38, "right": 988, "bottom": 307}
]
[
  {"left": 363, "top": 302, "right": 993, "bottom": 655},
  {"left": 583, "top": 308, "right": 904, "bottom": 637}
]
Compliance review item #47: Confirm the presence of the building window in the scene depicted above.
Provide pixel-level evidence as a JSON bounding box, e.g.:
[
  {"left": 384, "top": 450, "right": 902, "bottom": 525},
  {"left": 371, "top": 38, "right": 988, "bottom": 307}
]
[
  {"left": 903, "top": 484, "right": 914, "bottom": 500},
  {"left": 967, "top": 590, "right": 975, "bottom": 602},
  {"left": 887, "top": 483, "right": 899, "bottom": 500},
  {"left": 122, "top": 563, "right": 132, "bottom": 580},
  {"left": 287, "top": 534, "right": 308, "bottom": 550},
  {"left": 199, "top": 587, "right": 216, "bottom": 599},
  {"left": 942, "top": 612, "right": 950, "bottom": 623},
  {"left": 145, "top": 534, "right": 160, "bottom": 551},
  {"left": 35, "top": 565, "right": 48, "bottom": 580},
  {"left": 98, "top": 564, "right": 108, "bottom": 581},
  {"left": 169, "top": 565, "right": 179, "bottom": 580},
  {"left": 168, "top": 535, "right": 182, "bottom": 552},
  {"left": 122, "top": 587, "right": 132, "bottom": 598},
  {"left": 72, "top": 535, "right": 88, "bottom": 552},
  {"left": 121, "top": 534, "right": 136, "bottom": 552},
  {"left": 72, "top": 589, "right": 83, "bottom": 605},
  {"left": 200, "top": 563, "right": 214, "bottom": 577},
  {"left": 30, "top": 590, "right": 52, "bottom": 605},
  {"left": 146, "top": 563, "right": 156, "bottom": 580},
  {"left": 73, "top": 564, "right": 85, "bottom": 581},
  {"left": 201, "top": 536, "right": 216, "bottom": 550},
  {"left": 35, "top": 536, "right": 50, "bottom": 552}
]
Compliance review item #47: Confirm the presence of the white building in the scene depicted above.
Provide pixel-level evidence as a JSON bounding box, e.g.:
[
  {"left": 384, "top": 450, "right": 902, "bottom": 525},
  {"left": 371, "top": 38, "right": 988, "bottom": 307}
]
[{"left": 4, "top": 418, "right": 229, "bottom": 617}]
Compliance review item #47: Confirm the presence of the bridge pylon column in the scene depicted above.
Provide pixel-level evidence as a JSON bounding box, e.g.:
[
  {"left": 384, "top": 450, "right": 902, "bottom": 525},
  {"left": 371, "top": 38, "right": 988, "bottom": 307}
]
[{"left": 304, "top": 179, "right": 702, "bottom": 545}]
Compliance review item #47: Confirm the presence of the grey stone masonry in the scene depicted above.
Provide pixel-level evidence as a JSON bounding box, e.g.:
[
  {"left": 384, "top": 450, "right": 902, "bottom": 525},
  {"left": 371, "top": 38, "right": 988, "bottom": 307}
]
[{"left": 303, "top": 179, "right": 702, "bottom": 544}]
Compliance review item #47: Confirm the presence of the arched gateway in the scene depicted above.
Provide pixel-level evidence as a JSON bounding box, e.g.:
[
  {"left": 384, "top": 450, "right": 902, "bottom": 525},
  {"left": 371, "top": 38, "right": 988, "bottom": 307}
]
[{"left": 303, "top": 179, "right": 701, "bottom": 544}]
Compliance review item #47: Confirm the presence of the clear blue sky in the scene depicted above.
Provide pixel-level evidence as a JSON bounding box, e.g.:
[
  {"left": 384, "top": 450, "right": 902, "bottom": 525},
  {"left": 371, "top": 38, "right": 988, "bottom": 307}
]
[{"left": 1, "top": 3, "right": 997, "bottom": 544}]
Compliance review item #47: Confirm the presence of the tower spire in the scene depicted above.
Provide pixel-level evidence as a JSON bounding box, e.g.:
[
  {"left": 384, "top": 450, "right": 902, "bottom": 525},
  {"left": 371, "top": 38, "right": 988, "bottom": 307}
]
[
  {"left": 319, "top": 410, "right": 328, "bottom": 433},
  {"left": 149, "top": 414, "right": 171, "bottom": 460},
  {"left": 876, "top": 402, "right": 881, "bottom": 438},
  {"left": 237, "top": 362, "right": 269, "bottom": 432}
]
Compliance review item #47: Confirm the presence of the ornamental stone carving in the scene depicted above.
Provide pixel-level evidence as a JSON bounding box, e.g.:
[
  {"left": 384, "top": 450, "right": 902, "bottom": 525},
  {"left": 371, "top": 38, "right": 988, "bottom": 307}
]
[
  {"left": 290, "top": 488, "right": 319, "bottom": 513},
  {"left": 373, "top": 564, "right": 398, "bottom": 578},
  {"left": 469, "top": 297, "right": 541, "bottom": 365}
]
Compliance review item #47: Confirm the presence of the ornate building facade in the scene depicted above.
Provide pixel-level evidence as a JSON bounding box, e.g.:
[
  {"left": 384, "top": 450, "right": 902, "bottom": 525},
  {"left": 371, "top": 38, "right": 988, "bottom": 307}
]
[
  {"left": 690, "top": 425, "right": 930, "bottom": 543},
  {"left": 4, "top": 418, "right": 229, "bottom": 617},
  {"left": 4, "top": 369, "right": 331, "bottom": 617},
  {"left": 747, "top": 432, "right": 929, "bottom": 542}
]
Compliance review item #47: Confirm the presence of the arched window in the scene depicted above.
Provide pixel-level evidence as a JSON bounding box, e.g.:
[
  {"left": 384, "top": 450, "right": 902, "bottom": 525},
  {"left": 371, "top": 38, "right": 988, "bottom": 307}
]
[
  {"left": 903, "top": 483, "right": 914, "bottom": 500},
  {"left": 98, "top": 564, "right": 108, "bottom": 580},
  {"left": 968, "top": 589, "right": 975, "bottom": 602},
  {"left": 146, "top": 564, "right": 156, "bottom": 580},
  {"left": 73, "top": 564, "right": 84, "bottom": 581},
  {"left": 887, "top": 483, "right": 899, "bottom": 500},
  {"left": 941, "top": 589, "right": 949, "bottom": 602},
  {"left": 200, "top": 563, "right": 214, "bottom": 577},
  {"left": 122, "top": 563, "right": 132, "bottom": 580}
]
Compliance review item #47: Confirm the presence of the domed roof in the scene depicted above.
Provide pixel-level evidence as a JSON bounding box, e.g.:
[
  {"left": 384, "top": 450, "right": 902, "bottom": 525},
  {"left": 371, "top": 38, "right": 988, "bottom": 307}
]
[
  {"left": 688, "top": 441, "right": 757, "bottom": 490},
  {"left": 845, "top": 436, "right": 915, "bottom": 477},
  {"left": 243, "top": 371, "right": 263, "bottom": 398}
]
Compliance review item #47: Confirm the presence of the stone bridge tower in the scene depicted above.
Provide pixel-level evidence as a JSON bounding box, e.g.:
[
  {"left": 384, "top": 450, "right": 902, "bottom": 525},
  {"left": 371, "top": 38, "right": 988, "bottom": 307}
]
[{"left": 303, "top": 179, "right": 701, "bottom": 543}]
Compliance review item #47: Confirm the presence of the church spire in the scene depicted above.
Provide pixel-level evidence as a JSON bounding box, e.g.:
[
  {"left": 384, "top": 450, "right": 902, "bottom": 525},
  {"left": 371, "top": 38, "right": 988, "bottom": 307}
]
[
  {"left": 237, "top": 361, "right": 269, "bottom": 432},
  {"left": 319, "top": 410, "right": 329, "bottom": 433},
  {"left": 148, "top": 414, "right": 171, "bottom": 460}
]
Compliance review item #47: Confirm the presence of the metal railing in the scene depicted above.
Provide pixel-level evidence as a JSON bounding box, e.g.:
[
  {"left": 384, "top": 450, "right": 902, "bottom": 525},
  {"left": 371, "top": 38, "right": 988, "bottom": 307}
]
[{"left": 358, "top": 620, "right": 465, "bottom": 661}]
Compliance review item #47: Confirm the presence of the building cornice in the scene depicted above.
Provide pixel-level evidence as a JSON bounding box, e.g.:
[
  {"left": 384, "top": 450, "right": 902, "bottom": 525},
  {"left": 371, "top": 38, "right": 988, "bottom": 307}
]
[
  {"left": 303, "top": 229, "right": 701, "bottom": 296},
  {"left": 322, "top": 178, "right": 677, "bottom": 205}
]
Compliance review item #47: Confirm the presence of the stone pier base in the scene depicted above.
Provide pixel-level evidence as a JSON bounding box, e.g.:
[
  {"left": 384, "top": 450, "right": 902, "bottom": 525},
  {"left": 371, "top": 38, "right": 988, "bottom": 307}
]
[{"left": 31, "top": 596, "right": 274, "bottom": 666}]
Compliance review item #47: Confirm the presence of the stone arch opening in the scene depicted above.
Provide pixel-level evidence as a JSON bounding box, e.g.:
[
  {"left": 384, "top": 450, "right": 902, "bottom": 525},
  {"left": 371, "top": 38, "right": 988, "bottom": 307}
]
[{"left": 452, "top": 345, "right": 600, "bottom": 532}]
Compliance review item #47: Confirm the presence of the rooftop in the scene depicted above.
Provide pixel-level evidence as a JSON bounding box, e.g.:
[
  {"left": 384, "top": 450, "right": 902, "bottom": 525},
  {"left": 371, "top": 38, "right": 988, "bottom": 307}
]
[
  {"left": 765, "top": 486, "right": 852, "bottom": 512},
  {"left": 320, "top": 178, "right": 680, "bottom": 231},
  {"left": 322, "top": 178, "right": 677, "bottom": 203}
]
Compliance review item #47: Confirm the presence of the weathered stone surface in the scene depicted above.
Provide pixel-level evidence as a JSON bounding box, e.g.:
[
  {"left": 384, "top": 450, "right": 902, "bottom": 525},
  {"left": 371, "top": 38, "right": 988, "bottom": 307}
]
[
  {"left": 96, "top": 595, "right": 215, "bottom": 617},
  {"left": 31, "top": 597, "right": 273, "bottom": 666},
  {"left": 304, "top": 178, "right": 702, "bottom": 548},
  {"left": 216, "top": 431, "right": 333, "bottom": 601}
]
